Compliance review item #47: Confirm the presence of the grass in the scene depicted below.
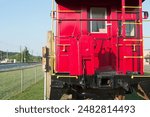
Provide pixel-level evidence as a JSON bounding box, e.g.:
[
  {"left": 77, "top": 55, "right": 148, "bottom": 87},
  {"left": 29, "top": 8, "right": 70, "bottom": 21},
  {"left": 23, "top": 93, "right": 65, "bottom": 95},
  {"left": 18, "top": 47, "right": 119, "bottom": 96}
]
[
  {"left": 10, "top": 79, "right": 44, "bottom": 100},
  {"left": 144, "top": 72, "right": 150, "bottom": 75},
  {"left": 0, "top": 70, "right": 21, "bottom": 99},
  {"left": 0, "top": 65, "right": 43, "bottom": 99}
]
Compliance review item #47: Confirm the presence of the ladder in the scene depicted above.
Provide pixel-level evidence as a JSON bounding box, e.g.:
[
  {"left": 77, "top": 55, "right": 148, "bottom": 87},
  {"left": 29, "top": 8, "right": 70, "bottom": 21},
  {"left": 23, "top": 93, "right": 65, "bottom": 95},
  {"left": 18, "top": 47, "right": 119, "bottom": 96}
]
[{"left": 121, "top": 0, "right": 143, "bottom": 74}]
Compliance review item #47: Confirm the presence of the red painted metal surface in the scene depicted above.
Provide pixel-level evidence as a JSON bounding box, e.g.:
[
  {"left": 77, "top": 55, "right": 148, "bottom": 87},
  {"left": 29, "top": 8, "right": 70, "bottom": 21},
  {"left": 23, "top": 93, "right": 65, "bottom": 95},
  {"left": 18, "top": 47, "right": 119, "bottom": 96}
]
[{"left": 54, "top": 0, "right": 144, "bottom": 76}]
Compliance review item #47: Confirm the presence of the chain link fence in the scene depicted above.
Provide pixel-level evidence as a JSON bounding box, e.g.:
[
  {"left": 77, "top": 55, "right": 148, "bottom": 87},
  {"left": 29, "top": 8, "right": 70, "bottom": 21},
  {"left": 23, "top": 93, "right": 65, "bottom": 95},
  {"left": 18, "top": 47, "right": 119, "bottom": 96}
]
[{"left": 0, "top": 64, "right": 44, "bottom": 99}]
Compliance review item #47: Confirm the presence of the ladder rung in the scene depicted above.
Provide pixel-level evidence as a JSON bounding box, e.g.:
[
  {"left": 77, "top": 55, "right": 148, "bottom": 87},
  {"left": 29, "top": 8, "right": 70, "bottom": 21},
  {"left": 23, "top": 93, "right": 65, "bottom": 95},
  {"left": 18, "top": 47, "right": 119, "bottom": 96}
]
[
  {"left": 117, "top": 44, "right": 141, "bottom": 47},
  {"left": 125, "top": 44, "right": 140, "bottom": 46},
  {"left": 123, "top": 6, "right": 142, "bottom": 8},
  {"left": 116, "top": 11, "right": 139, "bottom": 13},
  {"left": 123, "top": 39, "right": 143, "bottom": 42},
  {"left": 123, "top": 22, "right": 142, "bottom": 25},
  {"left": 124, "top": 56, "right": 143, "bottom": 59}
]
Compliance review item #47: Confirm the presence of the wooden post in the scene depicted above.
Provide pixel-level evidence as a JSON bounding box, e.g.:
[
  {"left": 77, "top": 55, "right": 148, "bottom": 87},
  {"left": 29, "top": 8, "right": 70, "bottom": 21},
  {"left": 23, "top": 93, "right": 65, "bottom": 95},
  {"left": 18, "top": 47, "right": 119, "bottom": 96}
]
[
  {"left": 35, "top": 67, "right": 37, "bottom": 84},
  {"left": 20, "top": 69, "right": 23, "bottom": 92}
]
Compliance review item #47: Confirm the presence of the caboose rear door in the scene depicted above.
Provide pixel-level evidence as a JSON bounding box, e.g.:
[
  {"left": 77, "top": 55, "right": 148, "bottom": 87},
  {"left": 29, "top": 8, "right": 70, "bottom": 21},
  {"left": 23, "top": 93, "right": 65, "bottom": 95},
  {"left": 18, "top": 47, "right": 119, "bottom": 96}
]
[{"left": 89, "top": 7, "right": 113, "bottom": 72}]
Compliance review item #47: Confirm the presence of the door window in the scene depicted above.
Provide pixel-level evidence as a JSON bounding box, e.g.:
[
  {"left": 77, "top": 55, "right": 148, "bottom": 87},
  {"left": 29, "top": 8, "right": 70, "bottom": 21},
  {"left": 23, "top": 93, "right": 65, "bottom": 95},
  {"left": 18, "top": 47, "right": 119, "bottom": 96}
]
[
  {"left": 126, "top": 21, "right": 136, "bottom": 37},
  {"left": 118, "top": 20, "right": 136, "bottom": 37}
]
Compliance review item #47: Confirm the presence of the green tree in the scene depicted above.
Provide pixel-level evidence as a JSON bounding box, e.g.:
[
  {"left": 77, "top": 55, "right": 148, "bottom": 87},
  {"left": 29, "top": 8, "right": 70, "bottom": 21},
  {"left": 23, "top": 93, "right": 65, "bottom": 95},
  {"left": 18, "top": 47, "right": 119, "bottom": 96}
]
[{"left": 22, "top": 47, "right": 30, "bottom": 63}]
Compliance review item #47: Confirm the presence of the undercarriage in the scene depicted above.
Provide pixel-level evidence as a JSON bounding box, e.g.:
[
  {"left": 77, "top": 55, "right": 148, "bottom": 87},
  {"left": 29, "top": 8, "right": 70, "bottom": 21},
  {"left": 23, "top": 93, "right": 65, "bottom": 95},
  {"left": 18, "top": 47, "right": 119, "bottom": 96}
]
[{"left": 47, "top": 73, "right": 150, "bottom": 100}]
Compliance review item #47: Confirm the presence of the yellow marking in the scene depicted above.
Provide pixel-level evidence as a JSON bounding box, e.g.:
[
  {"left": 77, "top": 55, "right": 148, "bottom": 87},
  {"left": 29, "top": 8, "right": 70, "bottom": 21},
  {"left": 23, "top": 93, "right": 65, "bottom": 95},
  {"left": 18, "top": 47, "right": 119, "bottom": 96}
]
[
  {"left": 133, "top": 45, "right": 136, "bottom": 52},
  {"left": 57, "top": 75, "right": 78, "bottom": 79},
  {"left": 57, "top": 44, "right": 71, "bottom": 46},
  {"left": 123, "top": 6, "right": 142, "bottom": 9},
  {"left": 124, "top": 56, "right": 143, "bottom": 59},
  {"left": 131, "top": 75, "right": 150, "bottom": 78}
]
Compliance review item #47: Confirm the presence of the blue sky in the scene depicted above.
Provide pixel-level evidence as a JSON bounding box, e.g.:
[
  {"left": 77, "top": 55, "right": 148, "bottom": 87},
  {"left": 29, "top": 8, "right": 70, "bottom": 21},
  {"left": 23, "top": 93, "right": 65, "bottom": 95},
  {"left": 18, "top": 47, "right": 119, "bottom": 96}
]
[
  {"left": 0, "top": 0, "right": 150, "bottom": 56},
  {"left": 143, "top": 0, "right": 150, "bottom": 49},
  {"left": 0, "top": 0, "right": 51, "bottom": 55}
]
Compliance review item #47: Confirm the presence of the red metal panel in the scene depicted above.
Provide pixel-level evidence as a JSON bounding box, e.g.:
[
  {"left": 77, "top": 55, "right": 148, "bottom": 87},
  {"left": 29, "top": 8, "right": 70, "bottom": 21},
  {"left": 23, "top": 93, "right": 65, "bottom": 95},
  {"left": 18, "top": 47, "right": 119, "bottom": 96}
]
[
  {"left": 55, "top": 0, "right": 145, "bottom": 76},
  {"left": 70, "top": 37, "right": 82, "bottom": 75},
  {"left": 56, "top": 5, "right": 81, "bottom": 73},
  {"left": 139, "top": 0, "right": 144, "bottom": 74},
  {"left": 79, "top": 35, "right": 95, "bottom": 75}
]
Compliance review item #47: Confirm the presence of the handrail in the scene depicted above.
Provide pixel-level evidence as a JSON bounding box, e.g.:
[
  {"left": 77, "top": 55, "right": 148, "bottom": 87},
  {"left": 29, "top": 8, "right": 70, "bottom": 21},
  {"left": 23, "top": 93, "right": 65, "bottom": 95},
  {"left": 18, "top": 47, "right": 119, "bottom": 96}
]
[
  {"left": 123, "top": 6, "right": 142, "bottom": 8},
  {"left": 57, "top": 18, "right": 123, "bottom": 21}
]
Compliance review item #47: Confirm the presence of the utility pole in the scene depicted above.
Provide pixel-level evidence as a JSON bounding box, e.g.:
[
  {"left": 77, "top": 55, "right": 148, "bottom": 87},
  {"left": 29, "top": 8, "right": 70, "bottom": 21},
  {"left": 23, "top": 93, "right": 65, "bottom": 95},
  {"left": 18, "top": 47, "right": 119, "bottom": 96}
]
[
  {"left": 32, "top": 50, "right": 33, "bottom": 56},
  {"left": 149, "top": 52, "right": 150, "bottom": 65},
  {"left": 0, "top": 52, "right": 2, "bottom": 62},
  {"left": 0, "top": 51, "right": 2, "bottom": 60},
  {"left": 7, "top": 50, "right": 9, "bottom": 59},
  {"left": 31, "top": 50, "right": 33, "bottom": 62},
  {"left": 20, "top": 46, "right": 22, "bottom": 63}
]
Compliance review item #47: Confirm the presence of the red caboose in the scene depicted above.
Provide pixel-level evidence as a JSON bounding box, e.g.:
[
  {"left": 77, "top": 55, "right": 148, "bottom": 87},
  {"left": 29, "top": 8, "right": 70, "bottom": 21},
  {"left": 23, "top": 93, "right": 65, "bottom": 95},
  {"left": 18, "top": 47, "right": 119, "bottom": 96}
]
[{"left": 43, "top": 0, "right": 150, "bottom": 100}]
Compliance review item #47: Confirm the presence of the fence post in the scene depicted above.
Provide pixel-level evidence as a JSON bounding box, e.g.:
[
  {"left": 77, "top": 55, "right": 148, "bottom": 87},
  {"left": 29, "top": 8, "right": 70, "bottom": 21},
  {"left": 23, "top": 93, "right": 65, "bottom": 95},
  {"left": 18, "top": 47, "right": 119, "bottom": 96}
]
[
  {"left": 35, "top": 66, "right": 37, "bottom": 84},
  {"left": 20, "top": 69, "right": 23, "bottom": 93}
]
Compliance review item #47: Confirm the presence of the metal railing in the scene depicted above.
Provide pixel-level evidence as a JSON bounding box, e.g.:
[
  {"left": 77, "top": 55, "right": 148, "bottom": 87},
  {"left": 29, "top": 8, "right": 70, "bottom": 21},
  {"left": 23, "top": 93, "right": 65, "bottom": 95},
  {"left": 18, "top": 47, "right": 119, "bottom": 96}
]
[{"left": 0, "top": 64, "right": 44, "bottom": 99}]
